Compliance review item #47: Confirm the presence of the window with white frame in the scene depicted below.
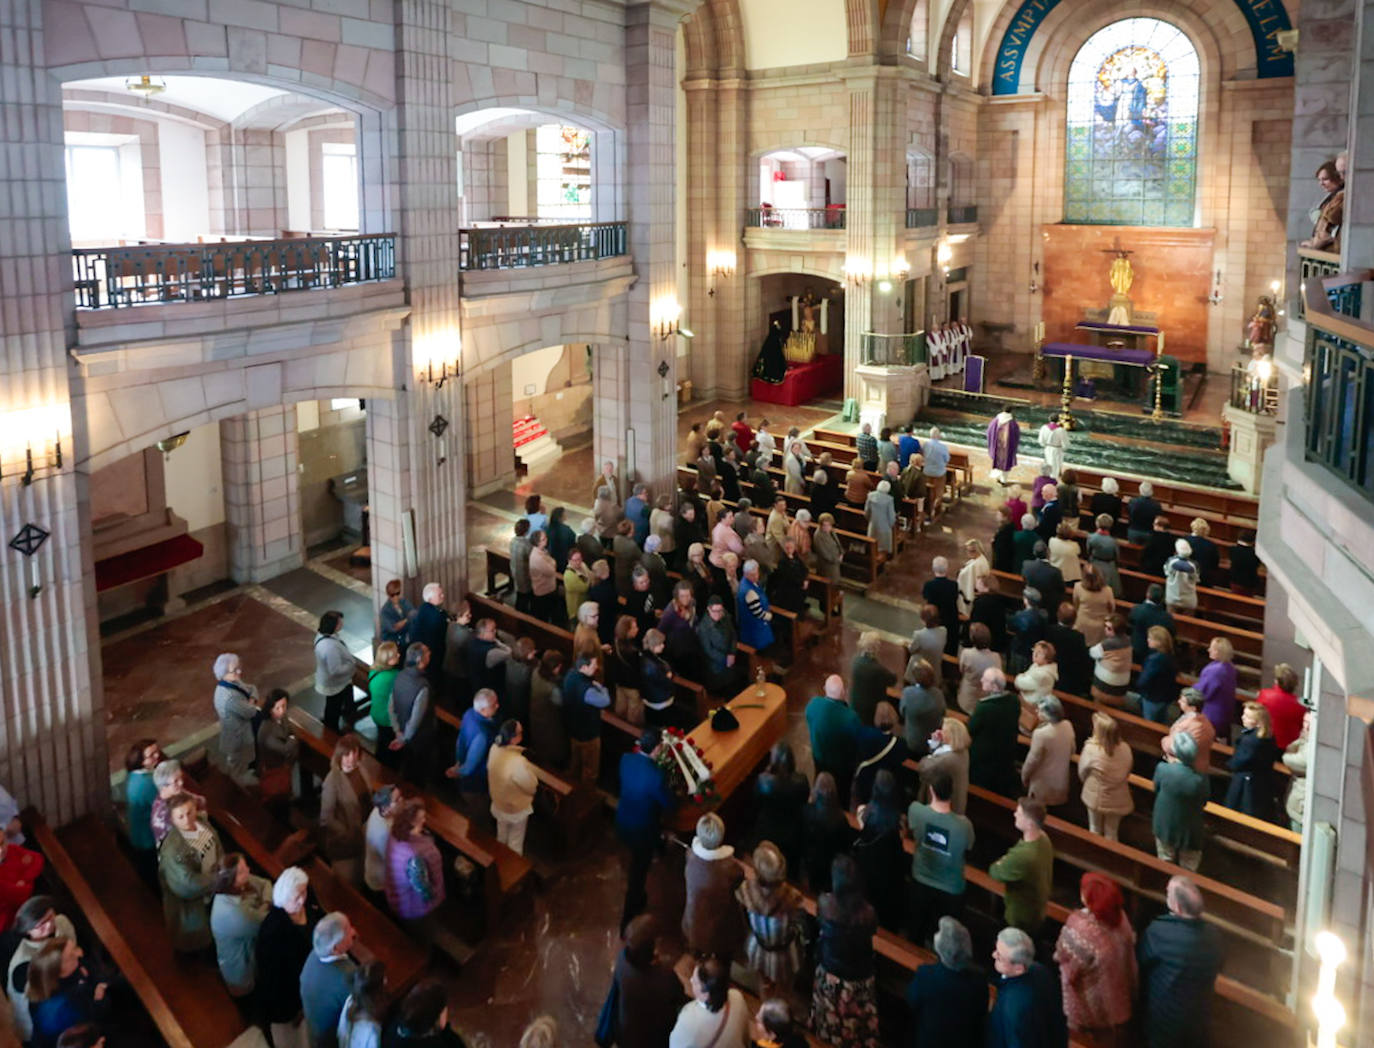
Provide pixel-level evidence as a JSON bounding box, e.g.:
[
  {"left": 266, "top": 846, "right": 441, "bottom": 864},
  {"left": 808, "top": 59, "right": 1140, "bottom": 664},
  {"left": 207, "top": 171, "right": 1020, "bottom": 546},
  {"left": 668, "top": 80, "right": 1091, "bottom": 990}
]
[
  {"left": 321, "top": 142, "right": 359, "bottom": 230},
  {"left": 64, "top": 136, "right": 146, "bottom": 244}
]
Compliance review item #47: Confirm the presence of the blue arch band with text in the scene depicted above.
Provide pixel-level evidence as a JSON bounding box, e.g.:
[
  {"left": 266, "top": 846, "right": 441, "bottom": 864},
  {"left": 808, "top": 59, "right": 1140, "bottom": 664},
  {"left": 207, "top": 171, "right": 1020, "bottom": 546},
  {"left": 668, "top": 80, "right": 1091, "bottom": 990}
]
[{"left": 991, "top": 0, "right": 1294, "bottom": 95}]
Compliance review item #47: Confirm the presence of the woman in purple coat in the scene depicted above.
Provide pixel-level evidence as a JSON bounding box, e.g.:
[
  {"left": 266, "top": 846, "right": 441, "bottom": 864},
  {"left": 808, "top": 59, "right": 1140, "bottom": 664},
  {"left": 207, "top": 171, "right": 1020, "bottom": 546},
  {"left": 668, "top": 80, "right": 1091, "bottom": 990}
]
[
  {"left": 1195, "top": 637, "right": 1239, "bottom": 741},
  {"left": 384, "top": 798, "right": 445, "bottom": 924},
  {"left": 987, "top": 409, "right": 1021, "bottom": 485}
]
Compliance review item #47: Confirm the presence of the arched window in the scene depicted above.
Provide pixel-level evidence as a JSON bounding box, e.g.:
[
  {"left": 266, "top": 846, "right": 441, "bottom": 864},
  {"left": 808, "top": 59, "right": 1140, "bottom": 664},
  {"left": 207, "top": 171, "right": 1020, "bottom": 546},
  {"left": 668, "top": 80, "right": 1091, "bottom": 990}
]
[
  {"left": 1064, "top": 18, "right": 1199, "bottom": 226},
  {"left": 536, "top": 124, "right": 592, "bottom": 221}
]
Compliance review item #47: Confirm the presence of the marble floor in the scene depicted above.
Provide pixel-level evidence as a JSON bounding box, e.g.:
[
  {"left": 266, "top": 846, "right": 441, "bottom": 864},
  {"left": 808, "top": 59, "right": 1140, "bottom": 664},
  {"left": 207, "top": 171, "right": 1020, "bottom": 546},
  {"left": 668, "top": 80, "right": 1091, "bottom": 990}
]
[{"left": 95, "top": 388, "right": 1278, "bottom": 1044}]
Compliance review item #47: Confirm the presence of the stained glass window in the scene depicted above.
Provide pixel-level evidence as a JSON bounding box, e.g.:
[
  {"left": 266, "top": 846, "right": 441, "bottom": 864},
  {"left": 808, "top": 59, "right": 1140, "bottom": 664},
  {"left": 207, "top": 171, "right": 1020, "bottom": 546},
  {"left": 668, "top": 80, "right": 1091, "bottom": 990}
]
[
  {"left": 1064, "top": 18, "right": 1199, "bottom": 227},
  {"left": 536, "top": 124, "right": 592, "bottom": 221}
]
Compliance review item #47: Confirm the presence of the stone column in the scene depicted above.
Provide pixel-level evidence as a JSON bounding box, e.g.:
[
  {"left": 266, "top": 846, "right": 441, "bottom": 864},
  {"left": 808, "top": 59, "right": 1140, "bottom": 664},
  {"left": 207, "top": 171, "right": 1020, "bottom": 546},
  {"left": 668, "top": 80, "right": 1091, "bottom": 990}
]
[
  {"left": 1344, "top": 0, "right": 1374, "bottom": 269},
  {"left": 602, "top": 1, "right": 690, "bottom": 496},
  {"left": 842, "top": 68, "right": 906, "bottom": 401},
  {"left": 220, "top": 407, "right": 305, "bottom": 583},
  {"left": 383, "top": 0, "right": 468, "bottom": 600},
  {"left": 0, "top": 0, "right": 107, "bottom": 822}
]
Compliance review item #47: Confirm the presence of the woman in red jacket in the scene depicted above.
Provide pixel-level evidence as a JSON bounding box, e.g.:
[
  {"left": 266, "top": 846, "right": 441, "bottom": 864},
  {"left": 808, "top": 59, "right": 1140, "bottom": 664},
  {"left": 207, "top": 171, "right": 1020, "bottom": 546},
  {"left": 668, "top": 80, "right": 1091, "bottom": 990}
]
[{"left": 1256, "top": 663, "right": 1307, "bottom": 750}]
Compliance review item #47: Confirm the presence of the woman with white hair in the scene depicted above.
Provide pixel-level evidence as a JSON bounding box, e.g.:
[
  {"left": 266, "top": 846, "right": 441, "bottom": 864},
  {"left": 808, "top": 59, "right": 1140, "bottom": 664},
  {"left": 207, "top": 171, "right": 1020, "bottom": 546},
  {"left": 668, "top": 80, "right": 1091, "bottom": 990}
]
[
  {"left": 905, "top": 917, "right": 988, "bottom": 1044},
  {"left": 1090, "top": 475, "right": 1123, "bottom": 527},
  {"left": 1163, "top": 539, "right": 1199, "bottom": 614},
  {"left": 783, "top": 441, "right": 807, "bottom": 494},
  {"left": 212, "top": 653, "right": 260, "bottom": 786},
  {"left": 257, "top": 865, "right": 314, "bottom": 1046},
  {"left": 1021, "top": 696, "right": 1075, "bottom": 806},
  {"left": 865, "top": 479, "right": 896, "bottom": 557},
  {"left": 787, "top": 507, "right": 813, "bottom": 560}
]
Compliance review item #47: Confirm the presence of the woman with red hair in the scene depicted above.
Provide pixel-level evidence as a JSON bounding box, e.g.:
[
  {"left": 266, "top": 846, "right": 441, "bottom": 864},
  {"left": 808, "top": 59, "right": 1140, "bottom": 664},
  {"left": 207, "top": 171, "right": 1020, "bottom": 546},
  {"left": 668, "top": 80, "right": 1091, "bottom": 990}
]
[{"left": 1053, "top": 872, "right": 1137, "bottom": 1038}]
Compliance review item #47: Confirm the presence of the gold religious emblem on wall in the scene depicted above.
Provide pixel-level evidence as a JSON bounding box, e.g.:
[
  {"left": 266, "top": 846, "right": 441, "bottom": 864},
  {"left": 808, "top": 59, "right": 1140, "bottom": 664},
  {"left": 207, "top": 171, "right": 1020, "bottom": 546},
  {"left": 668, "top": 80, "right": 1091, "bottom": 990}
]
[{"left": 1103, "top": 237, "right": 1135, "bottom": 326}]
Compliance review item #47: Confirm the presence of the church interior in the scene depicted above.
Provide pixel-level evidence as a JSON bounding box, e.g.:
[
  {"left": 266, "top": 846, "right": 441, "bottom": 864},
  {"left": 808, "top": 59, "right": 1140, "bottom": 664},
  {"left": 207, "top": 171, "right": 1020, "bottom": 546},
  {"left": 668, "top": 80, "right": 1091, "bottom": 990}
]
[{"left": 0, "top": 0, "right": 1371, "bottom": 1043}]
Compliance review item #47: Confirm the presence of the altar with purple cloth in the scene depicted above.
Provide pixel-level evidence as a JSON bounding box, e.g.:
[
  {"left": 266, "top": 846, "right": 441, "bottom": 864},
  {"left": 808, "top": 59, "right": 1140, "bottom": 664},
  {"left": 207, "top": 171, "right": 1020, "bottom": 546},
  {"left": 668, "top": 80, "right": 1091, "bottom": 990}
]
[{"left": 1037, "top": 339, "right": 1156, "bottom": 407}]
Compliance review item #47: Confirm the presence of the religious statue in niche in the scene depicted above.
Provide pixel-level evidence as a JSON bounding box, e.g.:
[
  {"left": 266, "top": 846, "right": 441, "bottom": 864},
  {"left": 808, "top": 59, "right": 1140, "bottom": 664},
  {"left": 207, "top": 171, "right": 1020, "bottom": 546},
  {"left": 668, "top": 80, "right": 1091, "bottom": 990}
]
[
  {"left": 785, "top": 288, "right": 828, "bottom": 362},
  {"left": 1244, "top": 296, "right": 1277, "bottom": 357},
  {"left": 1105, "top": 245, "right": 1135, "bottom": 325}
]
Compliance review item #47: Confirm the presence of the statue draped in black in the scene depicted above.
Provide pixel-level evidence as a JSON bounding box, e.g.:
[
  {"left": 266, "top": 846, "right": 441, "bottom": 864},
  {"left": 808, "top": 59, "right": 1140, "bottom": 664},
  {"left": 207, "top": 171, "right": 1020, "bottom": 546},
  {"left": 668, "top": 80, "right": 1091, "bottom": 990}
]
[{"left": 753, "top": 320, "right": 787, "bottom": 383}]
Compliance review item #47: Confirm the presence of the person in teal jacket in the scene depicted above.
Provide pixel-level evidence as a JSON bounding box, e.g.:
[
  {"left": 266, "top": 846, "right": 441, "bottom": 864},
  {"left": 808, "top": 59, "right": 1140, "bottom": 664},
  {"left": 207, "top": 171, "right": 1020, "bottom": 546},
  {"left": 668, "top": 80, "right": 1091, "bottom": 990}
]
[
  {"left": 123, "top": 738, "right": 163, "bottom": 883},
  {"left": 806, "top": 675, "right": 861, "bottom": 807}
]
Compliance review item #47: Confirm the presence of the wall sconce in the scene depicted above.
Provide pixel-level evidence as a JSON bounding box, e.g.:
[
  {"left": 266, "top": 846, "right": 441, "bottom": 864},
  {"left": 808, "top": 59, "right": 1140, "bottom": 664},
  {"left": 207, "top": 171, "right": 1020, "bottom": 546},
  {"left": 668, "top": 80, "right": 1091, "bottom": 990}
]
[
  {"left": 843, "top": 256, "right": 873, "bottom": 285},
  {"left": 1208, "top": 270, "right": 1223, "bottom": 306},
  {"left": 0, "top": 405, "right": 67, "bottom": 487},
  {"left": 1029, "top": 261, "right": 1041, "bottom": 294},
  {"left": 652, "top": 297, "right": 683, "bottom": 340},
  {"left": 936, "top": 241, "right": 953, "bottom": 277},
  {"left": 706, "top": 250, "right": 736, "bottom": 297},
  {"left": 1312, "top": 931, "right": 1347, "bottom": 1048},
  {"left": 1270, "top": 277, "right": 1287, "bottom": 317},
  {"left": 414, "top": 334, "right": 462, "bottom": 391}
]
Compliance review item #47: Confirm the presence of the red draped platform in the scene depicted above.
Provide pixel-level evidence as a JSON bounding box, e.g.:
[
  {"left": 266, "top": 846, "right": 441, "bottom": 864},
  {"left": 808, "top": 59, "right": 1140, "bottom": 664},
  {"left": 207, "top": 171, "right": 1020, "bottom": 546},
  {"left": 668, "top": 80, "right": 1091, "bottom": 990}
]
[
  {"left": 95, "top": 534, "right": 204, "bottom": 592},
  {"left": 750, "top": 353, "right": 843, "bottom": 406}
]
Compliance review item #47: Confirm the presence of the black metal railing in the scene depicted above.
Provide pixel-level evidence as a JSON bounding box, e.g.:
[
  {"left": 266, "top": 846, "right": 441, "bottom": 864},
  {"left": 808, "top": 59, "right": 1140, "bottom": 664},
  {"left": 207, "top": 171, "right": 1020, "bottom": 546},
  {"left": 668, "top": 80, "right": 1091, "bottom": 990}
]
[
  {"left": 1304, "top": 268, "right": 1374, "bottom": 501},
  {"left": 905, "top": 207, "right": 938, "bottom": 228},
  {"left": 745, "top": 207, "right": 846, "bottom": 230},
  {"left": 458, "top": 221, "right": 627, "bottom": 271},
  {"left": 860, "top": 331, "right": 928, "bottom": 366},
  {"left": 1228, "top": 363, "right": 1277, "bottom": 415},
  {"left": 1297, "top": 248, "right": 1342, "bottom": 320},
  {"left": 72, "top": 234, "right": 396, "bottom": 309},
  {"left": 947, "top": 205, "right": 978, "bottom": 224}
]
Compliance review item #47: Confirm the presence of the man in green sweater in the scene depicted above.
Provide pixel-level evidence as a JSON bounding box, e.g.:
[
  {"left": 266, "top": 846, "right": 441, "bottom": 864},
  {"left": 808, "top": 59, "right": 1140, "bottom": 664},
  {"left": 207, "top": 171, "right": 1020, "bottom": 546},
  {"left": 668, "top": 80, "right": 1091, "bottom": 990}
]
[{"left": 989, "top": 797, "right": 1054, "bottom": 934}]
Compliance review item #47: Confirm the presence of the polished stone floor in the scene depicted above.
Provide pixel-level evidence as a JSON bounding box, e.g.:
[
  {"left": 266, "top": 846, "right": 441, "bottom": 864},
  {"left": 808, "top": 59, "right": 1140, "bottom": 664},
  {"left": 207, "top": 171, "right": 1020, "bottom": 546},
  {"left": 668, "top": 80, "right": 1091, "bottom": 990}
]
[{"left": 96, "top": 388, "right": 1274, "bottom": 1044}]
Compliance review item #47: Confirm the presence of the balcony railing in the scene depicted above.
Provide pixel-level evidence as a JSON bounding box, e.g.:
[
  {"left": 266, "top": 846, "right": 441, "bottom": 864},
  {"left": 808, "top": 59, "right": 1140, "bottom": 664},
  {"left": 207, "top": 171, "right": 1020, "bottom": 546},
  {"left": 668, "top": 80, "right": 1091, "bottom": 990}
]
[
  {"left": 860, "top": 331, "right": 928, "bottom": 366},
  {"left": 905, "top": 207, "right": 938, "bottom": 228},
  {"left": 1303, "top": 267, "right": 1374, "bottom": 502},
  {"left": 1297, "top": 248, "right": 1342, "bottom": 319},
  {"left": 72, "top": 234, "right": 396, "bottom": 309},
  {"left": 947, "top": 205, "right": 978, "bottom": 224},
  {"left": 745, "top": 207, "right": 846, "bottom": 230},
  {"left": 1228, "top": 363, "right": 1277, "bottom": 416},
  {"left": 458, "top": 221, "right": 627, "bottom": 271}
]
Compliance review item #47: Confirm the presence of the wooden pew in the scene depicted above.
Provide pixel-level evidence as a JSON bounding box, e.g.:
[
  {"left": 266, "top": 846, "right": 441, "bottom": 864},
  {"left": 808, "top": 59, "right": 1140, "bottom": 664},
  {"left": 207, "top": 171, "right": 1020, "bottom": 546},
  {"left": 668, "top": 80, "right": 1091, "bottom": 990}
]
[
  {"left": 33, "top": 812, "right": 247, "bottom": 1048},
  {"left": 809, "top": 424, "right": 975, "bottom": 498},
  {"left": 428, "top": 702, "right": 602, "bottom": 853},
  {"left": 1068, "top": 467, "right": 1259, "bottom": 529},
  {"left": 757, "top": 450, "right": 927, "bottom": 536},
  {"left": 989, "top": 567, "right": 1264, "bottom": 674},
  {"left": 1111, "top": 535, "right": 1263, "bottom": 595},
  {"left": 285, "top": 707, "right": 535, "bottom": 935},
  {"left": 963, "top": 784, "right": 1288, "bottom": 945},
  {"left": 189, "top": 765, "right": 429, "bottom": 994},
  {"left": 1113, "top": 565, "right": 1265, "bottom": 629},
  {"left": 467, "top": 591, "right": 710, "bottom": 718},
  {"left": 921, "top": 700, "right": 1302, "bottom": 871}
]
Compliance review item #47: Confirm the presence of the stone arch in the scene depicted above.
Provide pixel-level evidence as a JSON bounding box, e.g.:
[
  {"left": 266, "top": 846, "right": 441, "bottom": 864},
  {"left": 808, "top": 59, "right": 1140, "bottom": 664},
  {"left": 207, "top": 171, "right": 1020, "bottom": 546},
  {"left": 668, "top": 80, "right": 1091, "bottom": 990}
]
[
  {"left": 77, "top": 383, "right": 398, "bottom": 476},
  {"left": 933, "top": 0, "right": 974, "bottom": 80},
  {"left": 464, "top": 332, "right": 626, "bottom": 381},
  {"left": 981, "top": 0, "right": 1257, "bottom": 94},
  {"left": 452, "top": 98, "right": 624, "bottom": 138},
  {"left": 847, "top": 0, "right": 881, "bottom": 56},
  {"left": 681, "top": 0, "right": 746, "bottom": 78},
  {"left": 748, "top": 259, "right": 847, "bottom": 283},
  {"left": 880, "top": 0, "right": 924, "bottom": 59}
]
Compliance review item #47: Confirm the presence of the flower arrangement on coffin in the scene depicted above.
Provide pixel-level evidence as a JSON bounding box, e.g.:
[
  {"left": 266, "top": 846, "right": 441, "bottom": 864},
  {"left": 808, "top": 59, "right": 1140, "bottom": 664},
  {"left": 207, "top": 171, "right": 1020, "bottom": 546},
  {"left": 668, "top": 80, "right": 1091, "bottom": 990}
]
[{"left": 644, "top": 726, "right": 718, "bottom": 804}]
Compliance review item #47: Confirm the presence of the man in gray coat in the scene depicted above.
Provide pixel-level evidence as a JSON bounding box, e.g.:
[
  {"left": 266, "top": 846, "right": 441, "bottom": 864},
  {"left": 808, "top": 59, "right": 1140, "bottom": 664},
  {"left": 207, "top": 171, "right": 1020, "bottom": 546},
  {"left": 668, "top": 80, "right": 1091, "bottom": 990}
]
[
  {"left": 300, "top": 912, "right": 357, "bottom": 1048},
  {"left": 389, "top": 643, "right": 436, "bottom": 785}
]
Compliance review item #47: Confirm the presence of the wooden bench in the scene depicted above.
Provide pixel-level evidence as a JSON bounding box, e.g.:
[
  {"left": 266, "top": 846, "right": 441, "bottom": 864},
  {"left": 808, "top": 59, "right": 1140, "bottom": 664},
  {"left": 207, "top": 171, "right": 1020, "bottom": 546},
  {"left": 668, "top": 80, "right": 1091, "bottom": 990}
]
[
  {"left": 810, "top": 424, "right": 975, "bottom": 497},
  {"left": 467, "top": 591, "right": 710, "bottom": 718},
  {"left": 1109, "top": 535, "right": 1263, "bottom": 595},
  {"left": 286, "top": 707, "right": 535, "bottom": 935},
  {"left": 33, "top": 811, "right": 246, "bottom": 1048},
  {"left": 189, "top": 765, "right": 430, "bottom": 994},
  {"left": 990, "top": 567, "right": 1264, "bottom": 674},
  {"left": 428, "top": 701, "right": 602, "bottom": 853},
  {"left": 758, "top": 449, "right": 929, "bottom": 531},
  {"left": 1069, "top": 467, "right": 1259, "bottom": 529},
  {"left": 963, "top": 784, "right": 1288, "bottom": 945},
  {"left": 1114, "top": 566, "right": 1264, "bottom": 629},
  {"left": 922, "top": 699, "right": 1302, "bottom": 871}
]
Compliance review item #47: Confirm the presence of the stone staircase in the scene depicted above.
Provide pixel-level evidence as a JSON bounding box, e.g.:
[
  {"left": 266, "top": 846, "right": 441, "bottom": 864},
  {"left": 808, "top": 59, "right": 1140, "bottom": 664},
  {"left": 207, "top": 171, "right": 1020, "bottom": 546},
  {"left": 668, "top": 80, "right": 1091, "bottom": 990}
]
[{"left": 513, "top": 415, "right": 561, "bottom": 470}]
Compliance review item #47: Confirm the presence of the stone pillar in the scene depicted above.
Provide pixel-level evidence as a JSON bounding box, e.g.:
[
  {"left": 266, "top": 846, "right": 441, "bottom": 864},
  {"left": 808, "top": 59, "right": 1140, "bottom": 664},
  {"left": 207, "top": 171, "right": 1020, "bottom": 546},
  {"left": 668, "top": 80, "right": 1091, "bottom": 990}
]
[
  {"left": 1221, "top": 404, "right": 1278, "bottom": 494},
  {"left": 841, "top": 68, "right": 906, "bottom": 401},
  {"left": 465, "top": 364, "right": 516, "bottom": 497},
  {"left": 220, "top": 407, "right": 305, "bottom": 583},
  {"left": 385, "top": 0, "right": 468, "bottom": 600},
  {"left": 0, "top": 0, "right": 107, "bottom": 822},
  {"left": 604, "top": 1, "right": 689, "bottom": 497},
  {"left": 1344, "top": 0, "right": 1374, "bottom": 269}
]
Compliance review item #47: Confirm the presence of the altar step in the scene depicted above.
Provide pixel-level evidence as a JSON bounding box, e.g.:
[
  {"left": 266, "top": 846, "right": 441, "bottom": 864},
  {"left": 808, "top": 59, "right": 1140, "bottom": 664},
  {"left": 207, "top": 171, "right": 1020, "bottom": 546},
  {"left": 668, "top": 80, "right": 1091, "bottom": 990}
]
[{"left": 514, "top": 415, "right": 562, "bottom": 469}]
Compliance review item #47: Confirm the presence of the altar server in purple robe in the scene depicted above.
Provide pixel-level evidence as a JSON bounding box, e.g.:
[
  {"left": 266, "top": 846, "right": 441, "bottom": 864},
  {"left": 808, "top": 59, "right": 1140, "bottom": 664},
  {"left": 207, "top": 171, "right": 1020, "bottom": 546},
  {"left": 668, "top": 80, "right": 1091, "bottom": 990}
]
[{"left": 987, "top": 408, "right": 1022, "bottom": 486}]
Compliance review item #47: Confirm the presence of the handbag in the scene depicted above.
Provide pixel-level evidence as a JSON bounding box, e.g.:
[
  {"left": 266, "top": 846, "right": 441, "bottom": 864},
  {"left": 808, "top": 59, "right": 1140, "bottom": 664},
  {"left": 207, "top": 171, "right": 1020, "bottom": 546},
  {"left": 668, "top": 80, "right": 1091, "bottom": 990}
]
[
  {"left": 258, "top": 763, "right": 292, "bottom": 800},
  {"left": 594, "top": 973, "right": 620, "bottom": 1047}
]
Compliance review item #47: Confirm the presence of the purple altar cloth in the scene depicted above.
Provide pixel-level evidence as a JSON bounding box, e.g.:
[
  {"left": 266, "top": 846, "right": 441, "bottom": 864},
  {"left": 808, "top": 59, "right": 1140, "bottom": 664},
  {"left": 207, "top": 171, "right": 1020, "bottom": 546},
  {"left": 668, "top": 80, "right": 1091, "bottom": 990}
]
[
  {"left": 1041, "top": 341, "right": 1154, "bottom": 366},
  {"left": 1074, "top": 322, "right": 1161, "bottom": 335}
]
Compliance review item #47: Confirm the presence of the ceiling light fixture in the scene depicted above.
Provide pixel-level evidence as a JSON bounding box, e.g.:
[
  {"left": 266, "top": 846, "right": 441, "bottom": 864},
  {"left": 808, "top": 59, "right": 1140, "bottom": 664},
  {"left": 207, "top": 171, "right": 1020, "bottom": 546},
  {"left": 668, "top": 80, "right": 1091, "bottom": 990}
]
[{"left": 124, "top": 75, "right": 167, "bottom": 101}]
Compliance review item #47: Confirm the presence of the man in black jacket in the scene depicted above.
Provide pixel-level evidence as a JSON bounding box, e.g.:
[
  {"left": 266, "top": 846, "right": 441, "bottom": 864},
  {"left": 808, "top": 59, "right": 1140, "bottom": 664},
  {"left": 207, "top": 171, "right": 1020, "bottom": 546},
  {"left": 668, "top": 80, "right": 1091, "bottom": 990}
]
[
  {"left": 1138, "top": 876, "right": 1224, "bottom": 1048},
  {"left": 987, "top": 927, "right": 1068, "bottom": 1047},
  {"left": 1046, "top": 602, "right": 1093, "bottom": 696},
  {"left": 1128, "top": 584, "right": 1176, "bottom": 663},
  {"left": 1021, "top": 542, "right": 1065, "bottom": 616},
  {"left": 905, "top": 917, "right": 986, "bottom": 1047},
  {"left": 1140, "top": 516, "right": 1176, "bottom": 577},
  {"left": 1035, "top": 485, "right": 1063, "bottom": 543},
  {"left": 922, "top": 556, "right": 962, "bottom": 655}
]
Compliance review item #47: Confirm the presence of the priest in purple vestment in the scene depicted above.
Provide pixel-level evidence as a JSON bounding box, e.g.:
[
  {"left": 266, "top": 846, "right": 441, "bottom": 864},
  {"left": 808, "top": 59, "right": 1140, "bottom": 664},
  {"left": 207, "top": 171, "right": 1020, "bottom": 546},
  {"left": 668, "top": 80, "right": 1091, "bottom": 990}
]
[{"left": 987, "top": 408, "right": 1021, "bottom": 485}]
